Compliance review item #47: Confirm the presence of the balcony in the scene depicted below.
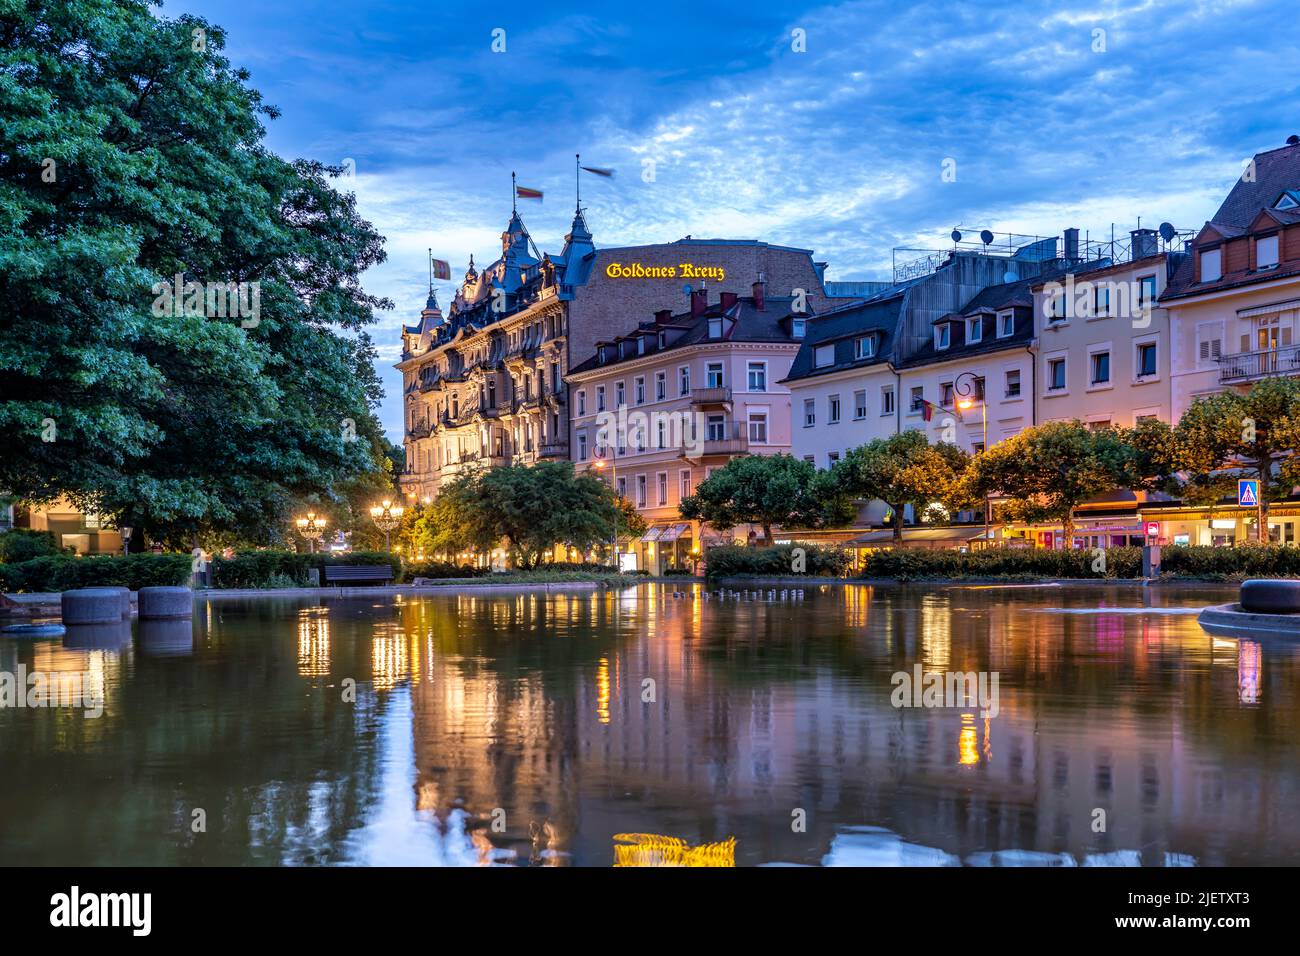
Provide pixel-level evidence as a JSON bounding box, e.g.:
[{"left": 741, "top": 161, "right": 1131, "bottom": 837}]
[
  {"left": 683, "top": 423, "right": 749, "bottom": 458},
  {"left": 690, "top": 386, "right": 732, "bottom": 407},
  {"left": 408, "top": 420, "right": 433, "bottom": 439},
  {"left": 538, "top": 442, "right": 568, "bottom": 459},
  {"left": 1219, "top": 345, "right": 1300, "bottom": 384}
]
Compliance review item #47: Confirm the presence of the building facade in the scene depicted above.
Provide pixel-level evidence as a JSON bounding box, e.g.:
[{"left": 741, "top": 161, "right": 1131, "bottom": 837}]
[{"left": 566, "top": 283, "right": 804, "bottom": 572}]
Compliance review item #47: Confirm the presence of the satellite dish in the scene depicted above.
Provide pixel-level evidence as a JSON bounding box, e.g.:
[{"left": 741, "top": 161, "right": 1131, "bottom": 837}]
[
  {"left": 980, "top": 229, "right": 995, "bottom": 246},
  {"left": 1288, "top": 135, "right": 1300, "bottom": 146},
  {"left": 1158, "top": 222, "right": 1176, "bottom": 243},
  {"left": 1003, "top": 269, "right": 1018, "bottom": 283},
  {"left": 682, "top": 284, "right": 693, "bottom": 295},
  {"left": 951, "top": 229, "right": 963, "bottom": 244}
]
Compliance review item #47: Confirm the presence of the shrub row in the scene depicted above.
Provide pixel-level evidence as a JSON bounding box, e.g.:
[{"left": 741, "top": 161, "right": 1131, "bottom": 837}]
[
  {"left": 0, "top": 553, "right": 193, "bottom": 592},
  {"left": 0, "top": 528, "right": 68, "bottom": 563},
  {"left": 210, "top": 550, "right": 403, "bottom": 588},
  {"left": 704, "top": 543, "right": 852, "bottom": 580},
  {"left": 858, "top": 544, "right": 1300, "bottom": 580}
]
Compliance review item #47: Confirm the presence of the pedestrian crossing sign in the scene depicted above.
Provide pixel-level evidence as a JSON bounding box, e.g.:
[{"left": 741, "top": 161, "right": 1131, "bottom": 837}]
[{"left": 1239, "top": 479, "right": 1259, "bottom": 507}]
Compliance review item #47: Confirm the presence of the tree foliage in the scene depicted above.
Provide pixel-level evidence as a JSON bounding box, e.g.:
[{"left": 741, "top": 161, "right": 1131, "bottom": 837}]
[
  {"left": 831, "top": 431, "right": 971, "bottom": 541},
  {"left": 0, "top": 0, "right": 393, "bottom": 544}
]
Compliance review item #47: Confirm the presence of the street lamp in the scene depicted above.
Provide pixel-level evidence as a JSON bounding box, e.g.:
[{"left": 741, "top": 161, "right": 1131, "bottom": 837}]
[
  {"left": 369, "top": 498, "right": 404, "bottom": 552},
  {"left": 953, "top": 371, "right": 990, "bottom": 547},
  {"left": 295, "top": 511, "right": 327, "bottom": 553},
  {"left": 593, "top": 454, "right": 619, "bottom": 569},
  {"left": 119, "top": 524, "right": 133, "bottom": 558}
]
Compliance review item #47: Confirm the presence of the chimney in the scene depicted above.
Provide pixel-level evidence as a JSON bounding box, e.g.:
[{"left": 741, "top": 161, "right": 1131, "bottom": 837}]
[
  {"left": 654, "top": 308, "right": 673, "bottom": 325},
  {"left": 1130, "top": 228, "right": 1158, "bottom": 261},
  {"left": 719, "top": 291, "right": 739, "bottom": 311},
  {"left": 690, "top": 287, "right": 708, "bottom": 318},
  {"left": 1063, "top": 227, "right": 1079, "bottom": 262},
  {"left": 751, "top": 273, "right": 766, "bottom": 311}
]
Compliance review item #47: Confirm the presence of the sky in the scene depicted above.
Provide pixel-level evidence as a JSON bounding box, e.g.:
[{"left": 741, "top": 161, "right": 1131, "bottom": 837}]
[{"left": 163, "top": 0, "right": 1298, "bottom": 441}]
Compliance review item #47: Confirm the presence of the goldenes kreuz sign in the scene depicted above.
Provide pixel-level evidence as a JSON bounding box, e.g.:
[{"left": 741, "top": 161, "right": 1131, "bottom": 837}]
[{"left": 605, "top": 262, "right": 726, "bottom": 281}]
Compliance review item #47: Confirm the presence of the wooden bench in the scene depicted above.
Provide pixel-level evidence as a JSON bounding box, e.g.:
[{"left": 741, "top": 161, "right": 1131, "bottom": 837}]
[{"left": 322, "top": 565, "right": 395, "bottom": 586}]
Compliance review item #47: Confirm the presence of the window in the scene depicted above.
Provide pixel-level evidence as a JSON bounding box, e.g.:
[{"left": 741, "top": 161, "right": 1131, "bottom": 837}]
[
  {"left": 679, "top": 469, "right": 692, "bottom": 500},
  {"left": 656, "top": 418, "right": 667, "bottom": 449},
  {"left": 679, "top": 366, "right": 691, "bottom": 395},
  {"left": 1201, "top": 248, "right": 1222, "bottom": 282},
  {"left": 617, "top": 476, "right": 627, "bottom": 499},
  {"left": 615, "top": 381, "right": 625, "bottom": 407},
  {"left": 940, "top": 382, "right": 955, "bottom": 408},
  {"left": 828, "top": 394, "right": 841, "bottom": 423},
  {"left": 855, "top": 336, "right": 875, "bottom": 359},
  {"left": 1137, "top": 342, "right": 1158, "bottom": 378},
  {"left": 1048, "top": 358, "right": 1066, "bottom": 391},
  {"left": 1047, "top": 292, "right": 1066, "bottom": 323},
  {"left": 577, "top": 389, "right": 586, "bottom": 416},
  {"left": 658, "top": 330, "right": 666, "bottom": 349},
  {"left": 814, "top": 343, "right": 835, "bottom": 368},
  {"left": 792, "top": 318, "right": 806, "bottom": 339},
  {"left": 803, "top": 455, "right": 815, "bottom": 464},
  {"left": 747, "top": 361, "right": 767, "bottom": 391},
  {"left": 635, "top": 377, "right": 645, "bottom": 405},
  {"left": 1094, "top": 286, "right": 1110, "bottom": 317},
  {"left": 1138, "top": 275, "right": 1157, "bottom": 307},
  {"left": 578, "top": 432, "right": 588, "bottom": 461},
  {"left": 1090, "top": 351, "right": 1110, "bottom": 385},
  {"left": 935, "top": 324, "right": 951, "bottom": 349},
  {"left": 657, "top": 472, "right": 668, "bottom": 506},
  {"left": 598, "top": 345, "right": 608, "bottom": 364},
  {"left": 655, "top": 371, "right": 666, "bottom": 401},
  {"left": 998, "top": 311, "right": 1014, "bottom": 337},
  {"left": 706, "top": 362, "right": 724, "bottom": 388},
  {"left": 1005, "top": 369, "right": 1021, "bottom": 398},
  {"left": 706, "top": 414, "right": 725, "bottom": 441},
  {"left": 881, "top": 386, "right": 895, "bottom": 415},
  {"left": 1258, "top": 234, "right": 1280, "bottom": 269},
  {"left": 803, "top": 399, "right": 816, "bottom": 427},
  {"left": 909, "top": 386, "right": 924, "bottom": 412},
  {"left": 854, "top": 389, "right": 868, "bottom": 419},
  {"left": 828, "top": 451, "right": 841, "bottom": 465},
  {"left": 596, "top": 385, "right": 606, "bottom": 412},
  {"left": 636, "top": 475, "right": 647, "bottom": 508},
  {"left": 748, "top": 411, "right": 768, "bottom": 443},
  {"left": 967, "top": 317, "right": 982, "bottom": 344},
  {"left": 637, "top": 337, "right": 646, "bottom": 355},
  {"left": 1198, "top": 335, "right": 1222, "bottom": 363}
]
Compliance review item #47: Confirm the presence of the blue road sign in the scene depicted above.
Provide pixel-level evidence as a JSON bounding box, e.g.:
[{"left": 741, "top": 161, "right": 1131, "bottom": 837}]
[{"left": 1239, "top": 479, "right": 1259, "bottom": 507}]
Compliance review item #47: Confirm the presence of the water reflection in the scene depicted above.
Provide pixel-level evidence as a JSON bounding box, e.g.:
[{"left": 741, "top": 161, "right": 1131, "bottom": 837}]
[{"left": 3, "top": 583, "right": 1300, "bottom": 866}]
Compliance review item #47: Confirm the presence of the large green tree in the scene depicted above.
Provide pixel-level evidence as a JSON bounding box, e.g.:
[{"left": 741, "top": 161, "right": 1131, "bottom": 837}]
[
  {"left": 679, "top": 453, "right": 851, "bottom": 545},
  {"left": 1174, "top": 377, "right": 1300, "bottom": 540},
  {"left": 0, "top": 0, "right": 392, "bottom": 544},
  {"left": 969, "top": 420, "right": 1136, "bottom": 545},
  {"left": 832, "top": 431, "right": 970, "bottom": 542}
]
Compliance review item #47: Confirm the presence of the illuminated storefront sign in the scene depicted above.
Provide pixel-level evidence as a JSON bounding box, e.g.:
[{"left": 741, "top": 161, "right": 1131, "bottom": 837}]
[{"left": 604, "top": 262, "right": 726, "bottom": 281}]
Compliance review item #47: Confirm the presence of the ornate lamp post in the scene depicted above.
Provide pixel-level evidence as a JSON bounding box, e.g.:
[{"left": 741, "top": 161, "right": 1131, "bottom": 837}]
[
  {"left": 295, "top": 511, "right": 327, "bottom": 554},
  {"left": 954, "top": 371, "right": 990, "bottom": 546},
  {"left": 119, "top": 524, "right": 133, "bottom": 558},
  {"left": 369, "top": 498, "right": 405, "bottom": 552}
]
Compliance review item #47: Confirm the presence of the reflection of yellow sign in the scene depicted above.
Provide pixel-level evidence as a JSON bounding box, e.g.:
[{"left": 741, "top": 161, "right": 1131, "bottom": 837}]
[
  {"left": 605, "top": 262, "right": 726, "bottom": 281},
  {"left": 613, "top": 833, "right": 736, "bottom": 867}
]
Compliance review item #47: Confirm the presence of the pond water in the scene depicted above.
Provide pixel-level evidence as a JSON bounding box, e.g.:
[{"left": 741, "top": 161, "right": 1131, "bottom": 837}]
[{"left": 2, "top": 582, "right": 1297, "bottom": 866}]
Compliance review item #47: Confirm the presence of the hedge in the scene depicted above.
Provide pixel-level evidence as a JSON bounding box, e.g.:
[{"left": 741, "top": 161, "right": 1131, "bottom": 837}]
[
  {"left": 210, "top": 550, "right": 403, "bottom": 588},
  {"left": 704, "top": 543, "right": 852, "bottom": 580},
  {"left": 858, "top": 544, "right": 1300, "bottom": 581},
  {"left": 0, "top": 553, "right": 193, "bottom": 592},
  {"left": 402, "top": 560, "right": 488, "bottom": 580},
  {"left": 0, "top": 528, "right": 67, "bottom": 563}
]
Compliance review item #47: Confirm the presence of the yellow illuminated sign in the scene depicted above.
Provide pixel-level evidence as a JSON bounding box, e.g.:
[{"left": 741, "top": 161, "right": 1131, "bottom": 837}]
[{"left": 605, "top": 262, "right": 726, "bottom": 281}]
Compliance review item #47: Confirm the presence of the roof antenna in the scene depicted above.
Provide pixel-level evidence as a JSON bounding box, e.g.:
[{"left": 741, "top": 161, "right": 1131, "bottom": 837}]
[{"left": 576, "top": 153, "right": 581, "bottom": 213}]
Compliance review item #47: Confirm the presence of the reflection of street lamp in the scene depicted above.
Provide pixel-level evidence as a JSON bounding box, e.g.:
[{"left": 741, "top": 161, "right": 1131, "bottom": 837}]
[
  {"left": 593, "top": 455, "right": 619, "bottom": 569},
  {"left": 119, "top": 525, "right": 133, "bottom": 558},
  {"left": 369, "top": 498, "right": 404, "bottom": 552},
  {"left": 295, "top": 512, "right": 327, "bottom": 553},
  {"left": 954, "top": 371, "right": 990, "bottom": 546}
]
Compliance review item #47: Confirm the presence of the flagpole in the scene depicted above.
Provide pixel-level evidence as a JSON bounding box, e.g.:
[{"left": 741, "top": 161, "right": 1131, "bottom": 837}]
[
  {"left": 511, "top": 171, "right": 517, "bottom": 213},
  {"left": 576, "top": 153, "right": 581, "bottom": 212}
]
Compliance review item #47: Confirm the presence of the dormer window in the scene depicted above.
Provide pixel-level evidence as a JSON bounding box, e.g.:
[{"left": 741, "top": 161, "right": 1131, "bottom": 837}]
[
  {"left": 637, "top": 336, "right": 646, "bottom": 355},
  {"left": 792, "top": 318, "right": 806, "bottom": 339},
  {"left": 935, "top": 324, "right": 951, "bottom": 350},
  {"left": 814, "top": 343, "right": 835, "bottom": 368},
  {"left": 598, "top": 345, "right": 608, "bottom": 364},
  {"left": 708, "top": 317, "right": 724, "bottom": 339},
  {"left": 1201, "top": 247, "right": 1222, "bottom": 283},
  {"left": 997, "top": 311, "right": 1014, "bottom": 337},
  {"left": 854, "top": 336, "right": 875, "bottom": 360},
  {"left": 658, "top": 330, "right": 666, "bottom": 349},
  {"left": 966, "top": 317, "right": 982, "bottom": 344},
  {"left": 1258, "top": 234, "right": 1280, "bottom": 270},
  {"left": 1274, "top": 191, "right": 1300, "bottom": 211}
]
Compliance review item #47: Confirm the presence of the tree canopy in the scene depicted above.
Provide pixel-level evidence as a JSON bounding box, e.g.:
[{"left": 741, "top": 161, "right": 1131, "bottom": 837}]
[
  {"left": 830, "top": 431, "right": 971, "bottom": 541},
  {"left": 0, "top": 0, "right": 392, "bottom": 545}
]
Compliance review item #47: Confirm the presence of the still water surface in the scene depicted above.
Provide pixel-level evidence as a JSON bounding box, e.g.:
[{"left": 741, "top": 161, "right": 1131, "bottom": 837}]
[{"left": 2, "top": 583, "right": 1297, "bottom": 866}]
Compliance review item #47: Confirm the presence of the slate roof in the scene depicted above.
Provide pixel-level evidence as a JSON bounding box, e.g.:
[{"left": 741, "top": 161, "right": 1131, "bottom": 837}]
[
  {"left": 1210, "top": 141, "right": 1300, "bottom": 230},
  {"left": 780, "top": 293, "right": 906, "bottom": 383}
]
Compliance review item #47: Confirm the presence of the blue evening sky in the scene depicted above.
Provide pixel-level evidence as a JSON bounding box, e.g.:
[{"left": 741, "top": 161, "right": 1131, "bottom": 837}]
[{"left": 163, "top": 0, "right": 1296, "bottom": 441}]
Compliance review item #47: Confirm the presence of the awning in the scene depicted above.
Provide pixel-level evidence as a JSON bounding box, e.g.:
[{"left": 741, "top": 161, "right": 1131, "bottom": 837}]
[
  {"left": 641, "top": 526, "right": 665, "bottom": 543},
  {"left": 659, "top": 523, "right": 690, "bottom": 542},
  {"left": 849, "top": 527, "right": 988, "bottom": 546}
]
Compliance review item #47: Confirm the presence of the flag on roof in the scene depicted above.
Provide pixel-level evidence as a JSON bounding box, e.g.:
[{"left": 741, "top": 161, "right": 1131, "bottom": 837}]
[
  {"left": 515, "top": 185, "right": 543, "bottom": 201},
  {"left": 581, "top": 165, "right": 614, "bottom": 178},
  {"left": 430, "top": 258, "right": 451, "bottom": 280}
]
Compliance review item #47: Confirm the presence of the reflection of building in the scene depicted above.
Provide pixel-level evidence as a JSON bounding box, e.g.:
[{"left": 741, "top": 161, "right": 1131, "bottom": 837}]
[{"left": 566, "top": 283, "right": 806, "bottom": 572}]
